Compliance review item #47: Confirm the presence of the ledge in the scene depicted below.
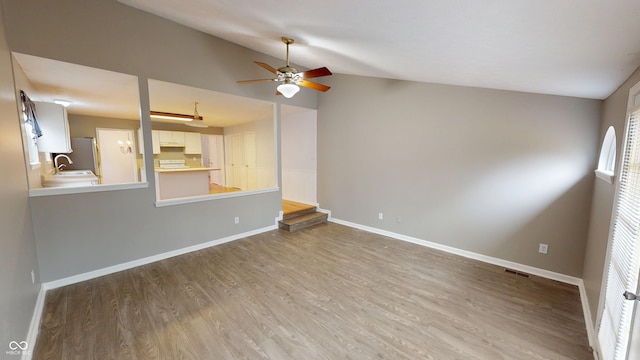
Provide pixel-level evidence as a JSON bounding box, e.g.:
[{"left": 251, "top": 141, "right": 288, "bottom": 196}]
[
  {"left": 595, "top": 169, "right": 615, "bottom": 184},
  {"left": 29, "top": 182, "right": 149, "bottom": 197},
  {"left": 154, "top": 187, "right": 280, "bottom": 207},
  {"left": 154, "top": 167, "right": 219, "bottom": 173}
]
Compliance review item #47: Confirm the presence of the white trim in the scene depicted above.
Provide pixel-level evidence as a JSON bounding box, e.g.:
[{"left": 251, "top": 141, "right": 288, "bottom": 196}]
[
  {"left": 329, "top": 217, "right": 580, "bottom": 284},
  {"left": 317, "top": 207, "right": 331, "bottom": 217},
  {"left": 578, "top": 279, "right": 601, "bottom": 359},
  {"left": 154, "top": 187, "right": 280, "bottom": 207},
  {"left": 22, "top": 284, "right": 46, "bottom": 360},
  {"left": 595, "top": 169, "right": 615, "bottom": 184},
  {"left": 29, "top": 182, "right": 149, "bottom": 197},
  {"left": 43, "top": 224, "right": 277, "bottom": 290}
]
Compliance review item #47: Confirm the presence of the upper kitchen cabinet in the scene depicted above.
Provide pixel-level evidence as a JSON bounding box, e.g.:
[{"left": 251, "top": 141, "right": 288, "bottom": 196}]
[
  {"left": 158, "top": 130, "right": 185, "bottom": 147},
  {"left": 34, "top": 101, "right": 71, "bottom": 153},
  {"left": 138, "top": 129, "right": 160, "bottom": 155},
  {"left": 12, "top": 52, "right": 145, "bottom": 194},
  {"left": 184, "top": 132, "right": 202, "bottom": 154}
]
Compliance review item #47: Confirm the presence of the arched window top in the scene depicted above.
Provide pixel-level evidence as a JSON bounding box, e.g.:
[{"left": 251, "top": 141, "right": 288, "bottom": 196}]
[{"left": 595, "top": 126, "right": 616, "bottom": 184}]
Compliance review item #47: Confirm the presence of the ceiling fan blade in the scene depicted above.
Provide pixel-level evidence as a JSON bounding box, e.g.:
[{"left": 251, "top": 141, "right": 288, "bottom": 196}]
[
  {"left": 299, "top": 79, "right": 330, "bottom": 92},
  {"left": 255, "top": 61, "right": 278, "bottom": 74},
  {"left": 301, "top": 67, "right": 332, "bottom": 79},
  {"left": 237, "top": 78, "right": 277, "bottom": 84}
]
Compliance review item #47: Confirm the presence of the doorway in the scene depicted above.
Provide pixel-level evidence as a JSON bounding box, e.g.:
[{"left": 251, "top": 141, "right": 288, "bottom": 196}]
[{"left": 281, "top": 105, "right": 318, "bottom": 207}]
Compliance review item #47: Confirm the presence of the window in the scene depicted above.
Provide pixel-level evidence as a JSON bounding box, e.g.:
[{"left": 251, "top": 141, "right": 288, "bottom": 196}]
[
  {"left": 598, "top": 111, "right": 640, "bottom": 360},
  {"left": 596, "top": 126, "right": 616, "bottom": 184},
  {"left": 19, "top": 90, "right": 41, "bottom": 168}
]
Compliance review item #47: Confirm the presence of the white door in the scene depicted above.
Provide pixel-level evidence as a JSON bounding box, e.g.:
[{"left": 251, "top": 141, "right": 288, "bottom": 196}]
[
  {"left": 600, "top": 81, "right": 640, "bottom": 360},
  {"left": 225, "top": 134, "right": 243, "bottom": 189},
  {"left": 245, "top": 132, "right": 257, "bottom": 190},
  {"left": 203, "top": 135, "right": 225, "bottom": 186},
  {"left": 96, "top": 128, "right": 138, "bottom": 184}
]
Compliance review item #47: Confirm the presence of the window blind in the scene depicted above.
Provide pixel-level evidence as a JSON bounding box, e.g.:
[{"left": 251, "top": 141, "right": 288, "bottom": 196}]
[{"left": 599, "top": 110, "right": 640, "bottom": 360}]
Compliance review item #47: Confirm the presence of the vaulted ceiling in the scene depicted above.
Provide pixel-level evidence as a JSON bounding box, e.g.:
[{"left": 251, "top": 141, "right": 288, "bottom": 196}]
[{"left": 119, "top": 0, "right": 640, "bottom": 100}]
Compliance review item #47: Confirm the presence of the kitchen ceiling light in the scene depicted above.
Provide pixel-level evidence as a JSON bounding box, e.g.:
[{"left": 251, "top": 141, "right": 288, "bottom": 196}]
[
  {"left": 185, "top": 101, "right": 208, "bottom": 128},
  {"left": 54, "top": 99, "right": 71, "bottom": 107},
  {"left": 150, "top": 111, "right": 196, "bottom": 122}
]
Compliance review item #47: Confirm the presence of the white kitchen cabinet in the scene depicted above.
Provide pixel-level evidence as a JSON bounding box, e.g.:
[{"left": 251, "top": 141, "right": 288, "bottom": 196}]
[
  {"left": 137, "top": 129, "right": 143, "bottom": 154},
  {"left": 152, "top": 130, "right": 160, "bottom": 154},
  {"left": 158, "top": 130, "right": 185, "bottom": 147},
  {"left": 184, "top": 132, "right": 202, "bottom": 154},
  {"left": 34, "top": 101, "right": 72, "bottom": 153},
  {"left": 137, "top": 129, "right": 160, "bottom": 155}
]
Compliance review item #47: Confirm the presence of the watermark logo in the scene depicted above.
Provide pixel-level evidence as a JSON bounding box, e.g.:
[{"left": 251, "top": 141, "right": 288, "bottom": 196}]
[{"left": 6, "top": 340, "right": 31, "bottom": 356}]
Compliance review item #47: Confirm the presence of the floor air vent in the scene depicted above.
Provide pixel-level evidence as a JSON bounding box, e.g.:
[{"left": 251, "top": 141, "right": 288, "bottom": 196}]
[{"left": 504, "top": 268, "right": 531, "bottom": 278}]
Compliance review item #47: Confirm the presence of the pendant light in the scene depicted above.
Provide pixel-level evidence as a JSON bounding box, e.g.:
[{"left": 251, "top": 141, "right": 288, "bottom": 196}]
[{"left": 185, "top": 101, "right": 207, "bottom": 128}]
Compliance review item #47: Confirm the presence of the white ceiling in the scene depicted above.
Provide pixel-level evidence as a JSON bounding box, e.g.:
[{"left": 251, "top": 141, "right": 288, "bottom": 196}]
[
  {"left": 14, "top": 53, "right": 141, "bottom": 120},
  {"left": 119, "top": 0, "right": 640, "bottom": 100},
  {"left": 148, "top": 79, "right": 274, "bottom": 127},
  {"left": 13, "top": 53, "right": 276, "bottom": 127}
]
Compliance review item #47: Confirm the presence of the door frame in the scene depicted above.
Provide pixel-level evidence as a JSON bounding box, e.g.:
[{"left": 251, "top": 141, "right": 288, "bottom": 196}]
[{"left": 597, "top": 80, "right": 640, "bottom": 360}]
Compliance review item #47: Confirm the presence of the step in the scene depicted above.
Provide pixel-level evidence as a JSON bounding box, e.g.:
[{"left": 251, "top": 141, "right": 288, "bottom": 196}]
[
  {"left": 279, "top": 211, "right": 328, "bottom": 232},
  {"left": 283, "top": 206, "right": 317, "bottom": 220},
  {"left": 282, "top": 200, "right": 317, "bottom": 219}
]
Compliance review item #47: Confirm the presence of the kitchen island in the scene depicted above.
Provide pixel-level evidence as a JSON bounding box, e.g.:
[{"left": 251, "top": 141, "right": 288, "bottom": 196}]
[{"left": 154, "top": 167, "right": 218, "bottom": 200}]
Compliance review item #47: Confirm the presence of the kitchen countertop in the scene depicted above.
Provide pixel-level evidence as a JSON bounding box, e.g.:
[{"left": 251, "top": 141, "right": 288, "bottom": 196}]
[{"left": 154, "top": 167, "right": 220, "bottom": 173}]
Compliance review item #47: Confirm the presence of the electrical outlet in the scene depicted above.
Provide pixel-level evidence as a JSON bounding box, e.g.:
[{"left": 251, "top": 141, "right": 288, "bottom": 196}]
[
  {"left": 234, "top": 216, "right": 240, "bottom": 224},
  {"left": 31, "top": 270, "right": 35, "bottom": 284},
  {"left": 538, "top": 243, "right": 549, "bottom": 255},
  {"left": 378, "top": 212, "right": 383, "bottom": 220}
]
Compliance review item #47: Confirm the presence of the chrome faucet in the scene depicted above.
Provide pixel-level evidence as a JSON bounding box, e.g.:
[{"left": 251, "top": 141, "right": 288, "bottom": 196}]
[{"left": 53, "top": 154, "right": 73, "bottom": 174}]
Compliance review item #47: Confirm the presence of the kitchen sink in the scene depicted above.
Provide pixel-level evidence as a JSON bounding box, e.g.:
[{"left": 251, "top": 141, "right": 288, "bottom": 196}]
[
  {"left": 57, "top": 170, "right": 95, "bottom": 176},
  {"left": 42, "top": 170, "right": 99, "bottom": 188}
]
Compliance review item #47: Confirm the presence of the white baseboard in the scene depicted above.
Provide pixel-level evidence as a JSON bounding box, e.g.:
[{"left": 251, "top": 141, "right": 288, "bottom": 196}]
[
  {"left": 43, "top": 224, "right": 277, "bottom": 290},
  {"left": 22, "top": 284, "right": 45, "bottom": 360},
  {"left": 577, "top": 280, "right": 601, "bottom": 359},
  {"left": 316, "top": 207, "right": 331, "bottom": 217},
  {"left": 329, "top": 217, "right": 581, "bottom": 284}
]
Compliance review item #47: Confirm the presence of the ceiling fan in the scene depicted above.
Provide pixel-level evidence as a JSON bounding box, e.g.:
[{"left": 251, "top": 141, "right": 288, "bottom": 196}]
[{"left": 237, "top": 37, "right": 332, "bottom": 98}]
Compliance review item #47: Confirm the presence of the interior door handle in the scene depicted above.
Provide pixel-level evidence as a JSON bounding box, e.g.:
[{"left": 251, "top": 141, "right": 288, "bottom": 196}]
[{"left": 624, "top": 291, "right": 639, "bottom": 301}]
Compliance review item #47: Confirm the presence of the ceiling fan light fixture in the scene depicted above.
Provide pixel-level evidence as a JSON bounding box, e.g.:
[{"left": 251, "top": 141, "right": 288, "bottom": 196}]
[
  {"left": 237, "top": 37, "right": 331, "bottom": 96},
  {"left": 277, "top": 82, "right": 300, "bottom": 98}
]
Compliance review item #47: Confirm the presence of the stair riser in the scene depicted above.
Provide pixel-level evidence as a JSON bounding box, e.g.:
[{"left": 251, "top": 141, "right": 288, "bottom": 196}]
[
  {"left": 283, "top": 207, "right": 317, "bottom": 220},
  {"left": 279, "top": 213, "right": 328, "bottom": 232}
]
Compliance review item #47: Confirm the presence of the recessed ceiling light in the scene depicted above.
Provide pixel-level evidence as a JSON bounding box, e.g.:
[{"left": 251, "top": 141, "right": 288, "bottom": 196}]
[{"left": 54, "top": 99, "right": 71, "bottom": 107}]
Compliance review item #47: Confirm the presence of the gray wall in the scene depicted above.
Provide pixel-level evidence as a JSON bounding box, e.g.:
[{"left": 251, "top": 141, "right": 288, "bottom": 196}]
[
  {"left": 0, "top": 0, "right": 618, "bottom": 303},
  {"left": 317, "top": 74, "right": 602, "bottom": 277},
  {"left": 2, "top": 0, "right": 316, "bottom": 282},
  {"left": 0, "top": 2, "right": 41, "bottom": 352},
  {"left": 583, "top": 66, "right": 640, "bottom": 325}
]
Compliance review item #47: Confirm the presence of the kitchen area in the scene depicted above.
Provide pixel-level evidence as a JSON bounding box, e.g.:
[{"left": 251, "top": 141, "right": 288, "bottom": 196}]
[
  {"left": 13, "top": 52, "right": 278, "bottom": 202},
  {"left": 148, "top": 126, "right": 226, "bottom": 200}
]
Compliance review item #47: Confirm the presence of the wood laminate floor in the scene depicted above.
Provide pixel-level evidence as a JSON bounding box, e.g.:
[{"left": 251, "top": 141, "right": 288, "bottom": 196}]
[
  {"left": 33, "top": 223, "right": 593, "bottom": 359},
  {"left": 282, "top": 199, "right": 316, "bottom": 216}
]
